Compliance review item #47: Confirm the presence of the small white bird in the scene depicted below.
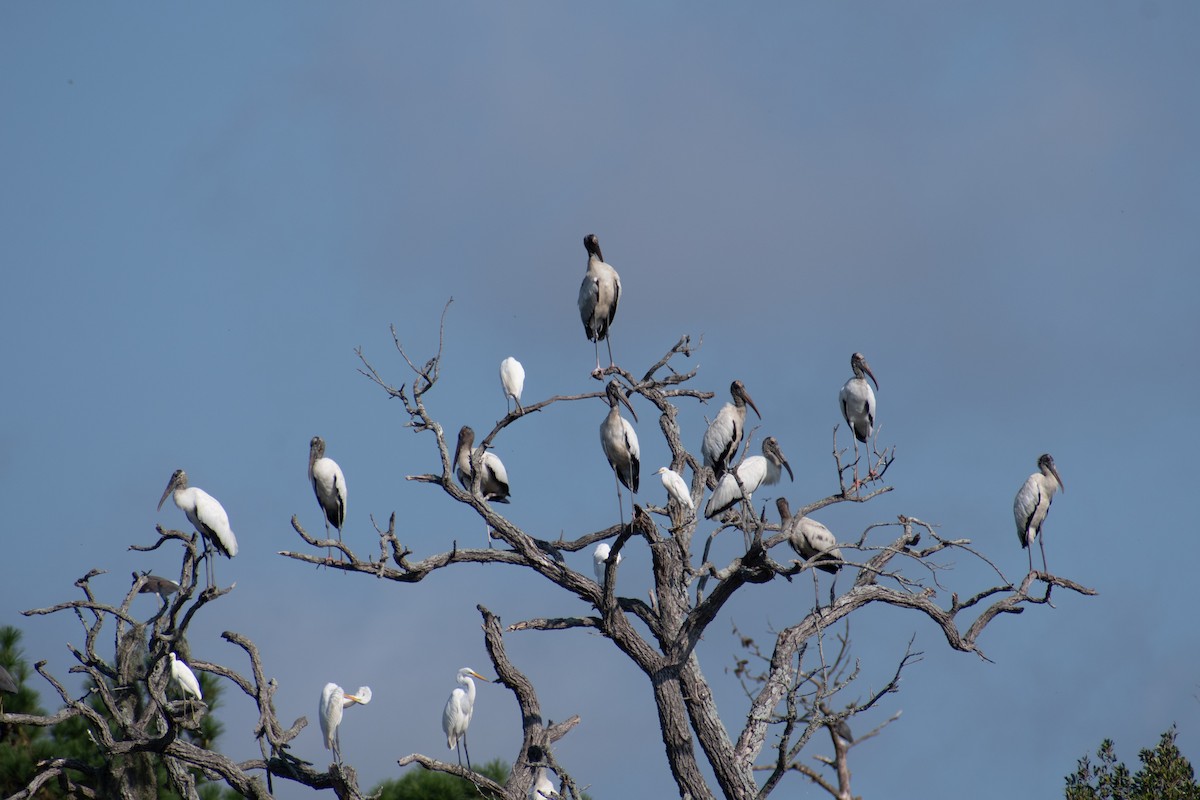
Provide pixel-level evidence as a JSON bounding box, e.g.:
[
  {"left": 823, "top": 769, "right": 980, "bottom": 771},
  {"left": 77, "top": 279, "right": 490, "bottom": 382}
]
[
  {"left": 592, "top": 541, "right": 622, "bottom": 584},
  {"left": 455, "top": 426, "right": 511, "bottom": 504},
  {"left": 704, "top": 437, "right": 794, "bottom": 519},
  {"left": 443, "top": 667, "right": 491, "bottom": 771},
  {"left": 702, "top": 380, "right": 761, "bottom": 479},
  {"left": 1013, "top": 453, "right": 1065, "bottom": 574},
  {"left": 309, "top": 436, "right": 347, "bottom": 562},
  {"left": 319, "top": 682, "right": 372, "bottom": 765},
  {"left": 578, "top": 233, "right": 622, "bottom": 375},
  {"left": 839, "top": 353, "right": 879, "bottom": 486},
  {"left": 532, "top": 767, "right": 557, "bottom": 799},
  {"left": 158, "top": 469, "right": 239, "bottom": 588},
  {"left": 656, "top": 467, "right": 694, "bottom": 519},
  {"left": 500, "top": 357, "right": 525, "bottom": 414},
  {"left": 168, "top": 652, "right": 202, "bottom": 702}
]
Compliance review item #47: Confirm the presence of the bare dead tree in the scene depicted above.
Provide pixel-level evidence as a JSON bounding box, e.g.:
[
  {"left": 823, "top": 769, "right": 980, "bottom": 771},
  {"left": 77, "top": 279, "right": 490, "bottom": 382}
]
[
  {"left": 276, "top": 316, "right": 1098, "bottom": 800},
  {"left": 2, "top": 310, "right": 1097, "bottom": 800}
]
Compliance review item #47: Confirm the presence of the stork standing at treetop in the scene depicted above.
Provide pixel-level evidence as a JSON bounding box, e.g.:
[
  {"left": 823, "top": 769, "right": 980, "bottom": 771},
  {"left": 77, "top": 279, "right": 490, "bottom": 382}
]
[
  {"left": 157, "top": 469, "right": 238, "bottom": 588},
  {"left": 1013, "top": 453, "right": 1065, "bottom": 574},
  {"left": 599, "top": 380, "right": 639, "bottom": 525},
  {"left": 309, "top": 436, "right": 347, "bottom": 564},
  {"left": 839, "top": 352, "right": 879, "bottom": 488},
  {"left": 578, "top": 233, "right": 622, "bottom": 376},
  {"left": 704, "top": 437, "right": 793, "bottom": 519}
]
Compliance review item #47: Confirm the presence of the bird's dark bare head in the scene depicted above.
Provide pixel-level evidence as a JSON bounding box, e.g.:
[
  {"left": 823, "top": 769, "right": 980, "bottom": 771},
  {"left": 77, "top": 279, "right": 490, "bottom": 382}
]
[
  {"left": 158, "top": 469, "right": 186, "bottom": 510},
  {"left": 583, "top": 233, "right": 603, "bottom": 262},
  {"left": 310, "top": 436, "right": 325, "bottom": 459},
  {"left": 456, "top": 426, "right": 475, "bottom": 453},
  {"left": 851, "top": 352, "right": 878, "bottom": 389},
  {"left": 763, "top": 437, "right": 794, "bottom": 482},
  {"left": 606, "top": 380, "right": 637, "bottom": 422},
  {"left": 776, "top": 497, "right": 792, "bottom": 522},
  {"left": 1039, "top": 453, "right": 1064, "bottom": 492},
  {"left": 731, "top": 380, "right": 761, "bottom": 419}
]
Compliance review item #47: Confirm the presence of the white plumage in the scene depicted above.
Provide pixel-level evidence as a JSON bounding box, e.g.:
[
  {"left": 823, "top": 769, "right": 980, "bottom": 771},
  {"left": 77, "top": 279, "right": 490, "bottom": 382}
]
[
  {"left": 500, "top": 357, "right": 525, "bottom": 414},
  {"left": 309, "top": 436, "right": 347, "bottom": 559},
  {"left": 656, "top": 467, "right": 694, "bottom": 513},
  {"left": 168, "top": 652, "right": 202, "bottom": 701},
  {"left": 701, "top": 380, "right": 761, "bottom": 478},
  {"left": 777, "top": 498, "right": 842, "bottom": 574},
  {"left": 319, "top": 682, "right": 371, "bottom": 764},
  {"left": 592, "top": 541, "right": 622, "bottom": 583},
  {"left": 1013, "top": 453, "right": 1064, "bottom": 573},
  {"left": 442, "top": 667, "right": 490, "bottom": 769},
  {"left": 578, "top": 233, "right": 622, "bottom": 374},
  {"left": 158, "top": 469, "right": 238, "bottom": 587},
  {"left": 532, "top": 767, "right": 557, "bottom": 799},
  {"left": 455, "top": 426, "right": 511, "bottom": 504},
  {"left": 704, "top": 437, "right": 793, "bottom": 519},
  {"left": 838, "top": 352, "right": 878, "bottom": 444},
  {"left": 599, "top": 381, "right": 640, "bottom": 494}
]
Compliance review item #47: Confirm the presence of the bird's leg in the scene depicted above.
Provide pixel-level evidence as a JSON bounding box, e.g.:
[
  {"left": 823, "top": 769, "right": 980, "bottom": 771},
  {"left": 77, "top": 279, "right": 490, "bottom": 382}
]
[
  {"left": 612, "top": 471, "right": 626, "bottom": 529},
  {"left": 463, "top": 735, "right": 473, "bottom": 772},
  {"left": 592, "top": 341, "right": 602, "bottom": 378},
  {"left": 1039, "top": 536, "right": 1048, "bottom": 576},
  {"left": 605, "top": 335, "right": 616, "bottom": 370},
  {"left": 334, "top": 729, "right": 342, "bottom": 765},
  {"left": 1027, "top": 544, "right": 1034, "bottom": 575}
]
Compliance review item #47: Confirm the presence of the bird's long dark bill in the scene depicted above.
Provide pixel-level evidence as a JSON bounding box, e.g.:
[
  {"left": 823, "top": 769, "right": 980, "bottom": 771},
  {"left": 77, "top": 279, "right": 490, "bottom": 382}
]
[
  {"left": 156, "top": 478, "right": 176, "bottom": 511},
  {"left": 745, "top": 393, "right": 762, "bottom": 420},
  {"left": 864, "top": 365, "right": 879, "bottom": 390},
  {"left": 782, "top": 460, "right": 794, "bottom": 482},
  {"left": 619, "top": 390, "right": 638, "bottom": 423},
  {"left": 1051, "top": 466, "right": 1065, "bottom": 492}
]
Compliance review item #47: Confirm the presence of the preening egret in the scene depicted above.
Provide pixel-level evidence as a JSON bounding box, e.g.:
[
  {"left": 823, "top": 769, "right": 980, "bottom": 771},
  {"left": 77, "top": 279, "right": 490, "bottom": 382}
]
[
  {"left": 702, "top": 380, "right": 761, "bottom": 479},
  {"left": 704, "top": 437, "right": 793, "bottom": 519},
  {"left": 455, "top": 426, "right": 511, "bottom": 504},
  {"left": 599, "top": 380, "right": 639, "bottom": 523},
  {"left": 319, "top": 682, "right": 372, "bottom": 765},
  {"left": 135, "top": 573, "right": 180, "bottom": 598},
  {"left": 442, "top": 667, "right": 490, "bottom": 770},
  {"left": 533, "top": 767, "right": 557, "bottom": 799},
  {"left": 1013, "top": 453, "right": 1064, "bottom": 573},
  {"left": 656, "top": 466, "right": 694, "bottom": 523},
  {"left": 839, "top": 353, "right": 879, "bottom": 486},
  {"left": 578, "top": 233, "right": 622, "bottom": 375},
  {"left": 309, "top": 436, "right": 347, "bottom": 563},
  {"left": 500, "top": 357, "right": 525, "bottom": 414},
  {"left": 776, "top": 498, "right": 842, "bottom": 574},
  {"left": 158, "top": 469, "right": 238, "bottom": 588},
  {"left": 592, "top": 541, "right": 622, "bottom": 584},
  {"left": 168, "top": 652, "right": 202, "bottom": 702}
]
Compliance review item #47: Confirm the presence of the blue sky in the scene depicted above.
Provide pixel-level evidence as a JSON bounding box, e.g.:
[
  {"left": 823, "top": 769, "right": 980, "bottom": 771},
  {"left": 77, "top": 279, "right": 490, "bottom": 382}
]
[{"left": 2, "top": 4, "right": 1198, "bottom": 798}]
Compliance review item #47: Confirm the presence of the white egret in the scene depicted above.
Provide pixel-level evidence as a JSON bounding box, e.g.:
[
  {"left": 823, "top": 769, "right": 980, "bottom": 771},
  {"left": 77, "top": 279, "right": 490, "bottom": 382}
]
[
  {"left": 578, "top": 233, "right": 622, "bottom": 375},
  {"left": 1014, "top": 453, "right": 1065, "bottom": 573},
  {"left": 455, "top": 426, "right": 511, "bottom": 505},
  {"left": 309, "top": 436, "right": 347, "bottom": 563},
  {"left": 158, "top": 469, "right": 238, "bottom": 588},
  {"left": 592, "top": 541, "right": 622, "bottom": 584},
  {"left": 319, "top": 682, "right": 372, "bottom": 765},
  {"left": 500, "top": 357, "right": 525, "bottom": 414},
  {"left": 704, "top": 437, "right": 793, "bottom": 519},
  {"left": 442, "top": 667, "right": 490, "bottom": 770},
  {"left": 532, "top": 767, "right": 557, "bottom": 799},
  {"left": 839, "top": 352, "right": 879, "bottom": 487},
  {"left": 599, "top": 380, "right": 639, "bottom": 524},
  {"left": 656, "top": 466, "right": 694, "bottom": 524},
  {"left": 168, "top": 652, "right": 202, "bottom": 702},
  {"left": 701, "top": 380, "right": 761, "bottom": 479}
]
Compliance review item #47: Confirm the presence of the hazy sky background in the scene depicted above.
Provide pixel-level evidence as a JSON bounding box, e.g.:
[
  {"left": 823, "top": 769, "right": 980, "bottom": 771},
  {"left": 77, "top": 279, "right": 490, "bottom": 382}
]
[{"left": 3, "top": 4, "right": 1198, "bottom": 798}]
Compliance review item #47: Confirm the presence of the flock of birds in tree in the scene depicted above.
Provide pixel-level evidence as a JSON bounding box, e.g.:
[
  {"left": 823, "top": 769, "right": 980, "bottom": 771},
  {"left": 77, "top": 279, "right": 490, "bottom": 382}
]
[{"left": 136, "top": 233, "right": 1064, "bottom": 792}]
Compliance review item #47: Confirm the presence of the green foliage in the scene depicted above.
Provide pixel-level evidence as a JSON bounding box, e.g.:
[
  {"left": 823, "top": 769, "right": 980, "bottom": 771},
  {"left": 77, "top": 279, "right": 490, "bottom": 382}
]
[
  {"left": 1066, "top": 727, "right": 1200, "bottom": 800},
  {"left": 374, "top": 759, "right": 510, "bottom": 800}
]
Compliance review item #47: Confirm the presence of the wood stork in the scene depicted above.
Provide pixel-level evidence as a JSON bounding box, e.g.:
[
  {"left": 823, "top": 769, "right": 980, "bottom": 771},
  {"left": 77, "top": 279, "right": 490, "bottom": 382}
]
[
  {"left": 309, "top": 436, "right": 347, "bottom": 564},
  {"left": 442, "top": 667, "right": 490, "bottom": 771},
  {"left": 592, "top": 541, "right": 622, "bottom": 584},
  {"left": 839, "top": 352, "right": 879, "bottom": 486},
  {"left": 533, "top": 767, "right": 557, "bottom": 799},
  {"left": 319, "top": 682, "right": 372, "bottom": 765},
  {"left": 578, "top": 233, "right": 622, "bottom": 375},
  {"left": 776, "top": 498, "right": 842, "bottom": 575},
  {"left": 168, "top": 652, "right": 202, "bottom": 702},
  {"left": 158, "top": 469, "right": 238, "bottom": 588},
  {"left": 455, "top": 426, "right": 511, "bottom": 504},
  {"left": 135, "top": 573, "right": 180, "bottom": 599},
  {"left": 599, "top": 380, "right": 639, "bottom": 523},
  {"left": 704, "top": 437, "right": 793, "bottom": 519},
  {"left": 702, "top": 380, "right": 761, "bottom": 479},
  {"left": 656, "top": 466, "right": 694, "bottom": 524},
  {"left": 500, "top": 357, "right": 525, "bottom": 414},
  {"left": 1013, "top": 453, "right": 1064, "bottom": 573}
]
